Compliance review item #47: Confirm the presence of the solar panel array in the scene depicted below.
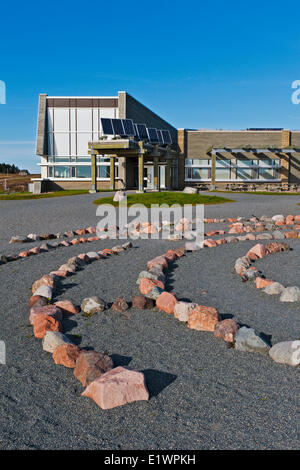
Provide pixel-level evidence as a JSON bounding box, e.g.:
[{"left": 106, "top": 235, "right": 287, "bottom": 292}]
[{"left": 100, "top": 118, "right": 172, "bottom": 145}]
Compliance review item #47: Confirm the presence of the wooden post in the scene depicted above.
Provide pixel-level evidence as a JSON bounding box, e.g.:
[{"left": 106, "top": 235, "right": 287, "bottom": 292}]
[
  {"left": 153, "top": 157, "right": 159, "bottom": 190},
  {"left": 138, "top": 154, "right": 144, "bottom": 192},
  {"left": 110, "top": 156, "right": 115, "bottom": 191},
  {"left": 281, "top": 153, "right": 290, "bottom": 183},
  {"left": 211, "top": 151, "right": 216, "bottom": 190},
  {"left": 166, "top": 159, "right": 171, "bottom": 189},
  {"left": 90, "top": 152, "right": 97, "bottom": 193}
]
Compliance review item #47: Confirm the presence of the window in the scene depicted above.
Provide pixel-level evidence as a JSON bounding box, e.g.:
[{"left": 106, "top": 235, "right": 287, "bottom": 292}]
[
  {"left": 77, "top": 166, "right": 91, "bottom": 178},
  {"left": 54, "top": 166, "right": 70, "bottom": 178}
]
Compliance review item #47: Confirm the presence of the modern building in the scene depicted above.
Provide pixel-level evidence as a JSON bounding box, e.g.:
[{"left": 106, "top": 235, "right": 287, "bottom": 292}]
[{"left": 35, "top": 91, "right": 300, "bottom": 192}]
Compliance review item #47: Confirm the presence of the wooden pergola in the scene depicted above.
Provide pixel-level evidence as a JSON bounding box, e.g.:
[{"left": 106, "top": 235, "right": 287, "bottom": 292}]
[
  {"left": 88, "top": 139, "right": 178, "bottom": 192},
  {"left": 210, "top": 147, "right": 300, "bottom": 187}
]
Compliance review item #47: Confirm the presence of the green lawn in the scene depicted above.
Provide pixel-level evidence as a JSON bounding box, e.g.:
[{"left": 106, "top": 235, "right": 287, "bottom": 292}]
[
  {"left": 212, "top": 190, "right": 300, "bottom": 196},
  {"left": 0, "top": 190, "right": 90, "bottom": 200},
  {"left": 93, "top": 192, "right": 234, "bottom": 207}
]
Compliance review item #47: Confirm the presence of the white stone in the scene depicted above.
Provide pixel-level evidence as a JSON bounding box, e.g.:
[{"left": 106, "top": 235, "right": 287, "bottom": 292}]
[
  {"left": 280, "top": 286, "right": 300, "bottom": 302},
  {"left": 174, "top": 302, "right": 197, "bottom": 322},
  {"left": 113, "top": 191, "right": 126, "bottom": 202},
  {"left": 42, "top": 331, "right": 73, "bottom": 353},
  {"left": 183, "top": 186, "right": 198, "bottom": 194},
  {"left": 32, "top": 285, "right": 53, "bottom": 299},
  {"left": 81, "top": 296, "right": 106, "bottom": 314},
  {"left": 271, "top": 214, "right": 285, "bottom": 222},
  {"left": 269, "top": 341, "right": 300, "bottom": 366},
  {"left": 264, "top": 282, "right": 285, "bottom": 295}
]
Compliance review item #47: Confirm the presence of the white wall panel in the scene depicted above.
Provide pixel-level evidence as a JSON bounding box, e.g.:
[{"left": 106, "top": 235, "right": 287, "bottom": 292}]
[
  {"left": 70, "top": 133, "right": 77, "bottom": 156},
  {"left": 47, "top": 109, "right": 54, "bottom": 132},
  {"left": 93, "top": 109, "right": 99, "bottom": 133},
  {"left": 77, "top": 133, "right": 92, "bottom": 155},
  {"left": 70, "top": 109, "right": 76, "bottom": 132},
  {"left": 100, "top": 108, "right": 116, "bottom": 118},
  {"left": 53, "top": 133, "right": 69, "bottom": 156},
  {"left": 77, "top": 109, "right": 92, "bottom": 132},
  {"left": 53, "top": 108, "right": 69, "bottom": 132}
]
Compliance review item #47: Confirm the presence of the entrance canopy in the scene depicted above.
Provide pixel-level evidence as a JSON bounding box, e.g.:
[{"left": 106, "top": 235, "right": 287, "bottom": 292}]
[{"left": 88, "top": 139, "right": 178, "bottom": 192}]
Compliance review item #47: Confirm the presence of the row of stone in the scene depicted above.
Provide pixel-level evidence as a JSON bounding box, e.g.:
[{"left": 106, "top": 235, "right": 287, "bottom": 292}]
[
  {"left": 204, "top": 214, "right": 300, "bottom": 225},
  {"left": 1, "top": 233, "right": 128, "bottom": 267},
  {"left": 234, "top": 242, "right": 300, "bottom": 304},
  {"left": 137, "top": 243, "right": 300, "bottom": 366},
  {"left": 27, "top": 242, "right": 150, "bottom": 410}
]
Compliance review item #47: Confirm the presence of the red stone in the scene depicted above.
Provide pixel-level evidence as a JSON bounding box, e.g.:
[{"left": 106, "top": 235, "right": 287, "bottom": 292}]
[
  {"left": 214, "top": 319, "right": 239, "bottom": 343},
  {"left": 32, "top": 274, "right": 55, "bottom": 294},
  {"left": 70, "top": 238, "right": 80, "bottom": 245},
  {"left": 139, "top": 278, "right": 164, "bottom": 295},
  {"left": 52, "top": 344, "right": 81, "bottom": 368},
  {"left": 216, "top": 238, "right": 226, "bottom": 245},
  {"left": 74, "top": 351, "right": 113, "bottom": 386},
  {"left": 29, "top": 295, "right": 48, "bottom": 308},
  {"left": 156, "top": 291, "right": 178, "bottom": 314},
  {"left": 75, "top": 228, "right": 86, "bottom": 235},
  {"left": 50, "top": 270, "right": 68, "bottom": 278},
  {"left": 284, "top": 230, "right": 298, "bottom": 239},
  {"left": 33, "top": 314, "right": 62, "bottom": 339},
  {"left": 188, "top": 306, "right": 219, "bottom": 332}
]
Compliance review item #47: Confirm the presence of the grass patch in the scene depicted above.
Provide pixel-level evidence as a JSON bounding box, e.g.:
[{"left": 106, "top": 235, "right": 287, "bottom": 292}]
[
  {"left": 212, "top": 190, "right": 300, "bottom": 196},
  {"left": 93, "top": 191, "right": 234, "bottom": 207},
  {"left": 0, "top": 190, "right": 90, "bottom": 200}
]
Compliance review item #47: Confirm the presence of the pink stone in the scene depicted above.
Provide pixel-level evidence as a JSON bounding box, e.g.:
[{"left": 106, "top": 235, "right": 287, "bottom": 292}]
[
  {"left": 75, "top": 228, "right": 86, "bottom": 235},
  {"left": 79, "top": 237, "right": 88, "bottom": 243},
  {"left": 50, "top": 270, "right": 68, "bottom": 278},
  {"left": 60, "top": 240, "right": 71, "bottom": 247},
  {"left": 81, "top": 366, "right": 149, "bottom": 409},
  {"left": 54, "top": 300, "right": 80, "bottom": 315},
  {"left": 284, "top": 231, "right": 298, "bottom": 239},
  {"left": 228, "top": 224, "right": 245, "bottom": 234},
  {"left": 216, "top": 238, "right": 226, "bottom": 245},
  {"left": 255, "top": 277, "right": 274, "bottom": 289},
  {"left": 147, "top": 256, "right": 168, "bottom": 271},
  {"left": 19, "top": 251, "right": 29, "bottom": 258},
  {"left": 156, "top": 292, "right": 178, "bottom": 314},
  {"left": 246, "top": 243, "right": 269, "bottom": 259},
  {"left": 294, "top": 215, "right": 300, "bottom": 222},
  {"left": 29, "top": 304, "right": 62, "bottom": 325},
  {"left": 70, "top": 238, "right": 80, "bottom": 245},
  {"left": 77, "top": 253, "right": 90, "bottom": 263},
  {"left": 33, "top": 314, "right": 62, "bottom": 339},
  {"left": 139, "top": 278, "right": 165, "bottom": 295},
  {"left": 87, "top": 227, "right": 97, "bottom": 234},
  {"left": 203, "top": 239, "right": 217, "bottom": 247},
  {"left": 28, "top": 246, "right": 40, "bottom": 255}
]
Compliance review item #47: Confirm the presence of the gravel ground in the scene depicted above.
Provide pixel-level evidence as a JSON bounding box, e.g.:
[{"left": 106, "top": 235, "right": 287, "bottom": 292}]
[{"left": 0, "top": 192, "right": 299, "bottom": 450}]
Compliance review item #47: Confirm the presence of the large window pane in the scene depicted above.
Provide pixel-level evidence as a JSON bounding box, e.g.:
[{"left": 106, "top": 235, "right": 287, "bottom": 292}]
[
  {"left": 48, "top": 166, "right": 53, "bottom": 177},
  {"left": 99, "top": 166, "right": 110, "bottom": 178},
  {"left": 54, "top": 166, "right": 70, "bottom": 178},
  {"left": 236, "top": 168, "right": 252, "bottom": 180},
  {"left": 77, "top": 166, "right": 91, "bottom": 178},
  {"left": 77, "top": 157, "right": 91, "bottom": 163},
  {"left": 259, "top": 168, "right": 274, "bottom": 180},
  {"left": 55, "top": 156, "right": 70, "bottom": 162},
  {"left": 193, "top": 168, "right": 210, "bottom": 179},
  {"left": 236, "top": 158, "right": 254, "bottom": 167},
  {"left": 216, "top": 158, "right": 231, "bottom": 167},
  {"left": 215, "top": 168, "right": 231, "bottom": 179}
]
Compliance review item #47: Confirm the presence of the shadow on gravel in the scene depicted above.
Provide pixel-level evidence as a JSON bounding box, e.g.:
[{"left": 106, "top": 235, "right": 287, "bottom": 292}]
[
  {"left": 53, "top": 282, "right": 78, "bottom": 298},
  {"left": 110, "top": 354, "right": 132, "bottom": 367},
  {"left": 142, "top": 369, "right": 177, "bottom": 399},
  {"left": 62, "top": 318, "right": 78, "bottom": 333}
]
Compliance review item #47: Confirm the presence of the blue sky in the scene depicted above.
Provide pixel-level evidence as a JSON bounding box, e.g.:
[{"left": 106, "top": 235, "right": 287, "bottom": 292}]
[{"left": 0, "top": 0, "right": 300, "bottom": 173}]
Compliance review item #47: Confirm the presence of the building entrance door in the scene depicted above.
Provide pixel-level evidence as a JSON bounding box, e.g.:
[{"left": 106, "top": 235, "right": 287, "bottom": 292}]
[{"left": 144, "top": 165, "right": 154, "bottom": 190}]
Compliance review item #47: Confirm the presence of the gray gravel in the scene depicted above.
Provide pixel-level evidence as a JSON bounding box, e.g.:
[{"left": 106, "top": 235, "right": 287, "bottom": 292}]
[{"left": 0, "top": 192, "right": 299, "bottom": 450}]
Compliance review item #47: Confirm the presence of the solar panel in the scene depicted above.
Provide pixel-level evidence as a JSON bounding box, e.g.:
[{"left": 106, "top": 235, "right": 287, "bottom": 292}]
[
  {"left": 161, "top": 130, "right": 172, "bottom": 145},
  {"left": 122, "top": 119, "right": 135, "bottom": 136},
  {"left": 101, "top": 118, "right": 114, "bottom": 135},
  {"left": 156, "top": 130, "right": 163, "bottom": 144},
  {"left": 136, "top": 124, "right": 149, "bottom": 141},
  {"left": 112, "top": 118, "right": 125, "bottom": 136},
  {"left": 147, "top": 128, "right": 159, "bottom": 143}
]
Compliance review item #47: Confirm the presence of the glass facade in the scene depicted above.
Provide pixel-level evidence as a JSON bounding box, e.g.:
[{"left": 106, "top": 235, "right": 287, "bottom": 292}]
[
  {"left": 185, "top": 157, "right": 281, "bottom": 182},
  {"left": 47, "top": 156, "right": 118, "bottom": 179}
]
